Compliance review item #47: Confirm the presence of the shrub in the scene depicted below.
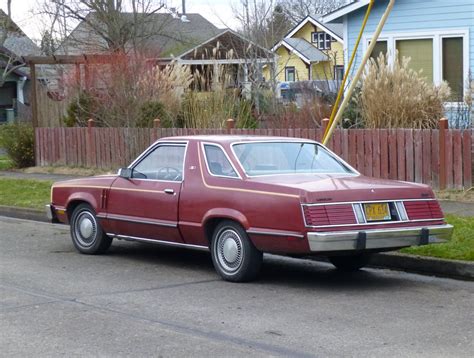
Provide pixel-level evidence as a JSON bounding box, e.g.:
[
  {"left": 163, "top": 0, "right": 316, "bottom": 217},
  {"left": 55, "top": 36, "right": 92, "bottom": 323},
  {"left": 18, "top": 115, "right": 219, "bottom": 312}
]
[
  {"left": 0, "top": 123, "right": 35, "bottom": 168},
  {"left": 138, "top": 101, "right": 171, "bottom": 128},
  {"left": 63, "top": 91, "right": 97, "bottom": 127},
  {"left": 357, "top": 52, "right": 450, "bottom": 128}
]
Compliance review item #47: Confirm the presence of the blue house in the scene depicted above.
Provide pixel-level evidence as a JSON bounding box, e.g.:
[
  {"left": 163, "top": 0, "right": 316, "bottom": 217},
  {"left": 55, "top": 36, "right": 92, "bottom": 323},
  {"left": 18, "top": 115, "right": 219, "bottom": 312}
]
[{"left": 323, "top": 0, "right": 473, "bottom": 125}]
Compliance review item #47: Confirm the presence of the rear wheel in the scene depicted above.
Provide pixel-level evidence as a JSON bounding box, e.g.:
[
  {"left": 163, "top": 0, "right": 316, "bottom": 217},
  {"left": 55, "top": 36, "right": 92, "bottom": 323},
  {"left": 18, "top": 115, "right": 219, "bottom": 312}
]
[
  {"left": 328, "top": 253, "right": 372, "bottom": 272},
  {"left": 211, "top": 220, "right": 263, "bottom": 282},
  {"left": 70, "top": 203, "right": 112, "bottom": 254}
]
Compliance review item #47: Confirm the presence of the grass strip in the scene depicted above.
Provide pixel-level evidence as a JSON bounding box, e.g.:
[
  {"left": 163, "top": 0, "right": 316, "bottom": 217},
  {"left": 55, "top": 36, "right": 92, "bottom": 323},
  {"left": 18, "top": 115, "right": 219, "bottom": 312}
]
[
  {"left": 0, "top": 177, "right": 53, "bottom": 211},
  {"left": 401, "top": 214, "right": 474, "bottom": 261}
]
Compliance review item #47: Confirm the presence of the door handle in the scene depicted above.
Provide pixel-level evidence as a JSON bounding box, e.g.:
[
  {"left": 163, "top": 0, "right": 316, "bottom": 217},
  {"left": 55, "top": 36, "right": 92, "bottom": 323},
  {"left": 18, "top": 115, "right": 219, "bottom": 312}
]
[{"left": 164, "top": 188, "right": 175, "bottom": 195}]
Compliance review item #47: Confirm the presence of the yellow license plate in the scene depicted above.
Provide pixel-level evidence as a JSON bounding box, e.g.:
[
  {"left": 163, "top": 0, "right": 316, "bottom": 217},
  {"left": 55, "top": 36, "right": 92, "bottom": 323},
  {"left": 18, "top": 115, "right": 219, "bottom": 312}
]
[{"left": 364, "top": 203, "right": 391, "bottom": 221}]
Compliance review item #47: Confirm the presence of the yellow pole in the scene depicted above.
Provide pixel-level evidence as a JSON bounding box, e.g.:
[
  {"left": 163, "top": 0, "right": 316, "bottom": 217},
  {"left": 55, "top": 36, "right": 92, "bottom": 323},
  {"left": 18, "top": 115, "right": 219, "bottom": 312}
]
[
  {"left": 323, "top": 0, "right": 375, "bottom": 140},
  {"left": 323, "top": 0, "right": 396, "bottom": 146}
]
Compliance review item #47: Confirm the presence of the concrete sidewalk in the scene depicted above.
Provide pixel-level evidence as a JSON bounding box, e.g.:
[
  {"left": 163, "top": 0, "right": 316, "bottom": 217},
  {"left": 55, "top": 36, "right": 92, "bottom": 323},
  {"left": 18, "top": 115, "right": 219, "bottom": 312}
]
[{"left": 0, "top": 170, "right": 83, "bottom": 182}]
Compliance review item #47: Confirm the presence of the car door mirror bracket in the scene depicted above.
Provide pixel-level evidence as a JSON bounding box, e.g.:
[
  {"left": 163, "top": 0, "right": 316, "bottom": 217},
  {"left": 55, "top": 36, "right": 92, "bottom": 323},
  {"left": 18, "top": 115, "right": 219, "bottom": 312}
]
[{"left": 118, "top": 167, "right": 132, "bottom": 179}]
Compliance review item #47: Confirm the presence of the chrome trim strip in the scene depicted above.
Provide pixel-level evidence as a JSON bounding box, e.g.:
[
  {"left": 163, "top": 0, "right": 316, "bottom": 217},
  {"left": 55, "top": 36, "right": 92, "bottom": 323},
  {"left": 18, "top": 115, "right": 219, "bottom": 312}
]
[
  {"left": 106, "top": 214, "right": 178, "bottom": 228},
  {"left": 108, "top": 233, "right": 209, "bottom": 251},
  {"left": 230, "top": 140, "right": 359, "bottom": 178},
  {"left": 128, "top": 140, "right": 189, "bottom": 169},
  {"left": 302, "top": 198, "right": 436, "bottom": 207},
  {"left": 303, "top": 217, "right": 445, "bottom": 229},
  {"left": 247, "top": 229, "right": 304, "bottom": 239},
  {"left": 200, "top": 142, "right": 243, "bottom": 179},
  {"left": 307, "top": 224, "right": 453, "bottom": 252}
]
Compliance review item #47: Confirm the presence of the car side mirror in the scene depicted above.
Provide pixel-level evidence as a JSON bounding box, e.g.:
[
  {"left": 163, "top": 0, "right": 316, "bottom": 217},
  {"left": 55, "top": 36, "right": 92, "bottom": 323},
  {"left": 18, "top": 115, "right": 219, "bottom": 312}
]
[{"left": 118, "top": 167, "right": 132, "bottom": 179}]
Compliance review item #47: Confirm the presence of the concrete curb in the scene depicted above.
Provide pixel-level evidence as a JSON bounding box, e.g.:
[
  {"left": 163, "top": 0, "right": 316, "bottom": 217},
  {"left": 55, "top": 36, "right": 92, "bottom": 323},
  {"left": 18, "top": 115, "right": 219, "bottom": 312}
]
[
  {"left": 0, "top": 206, "right": 49, "bottom": 223},
  {"left": 370, "top": 252, "right": 474, "bottom": 281},
  {"left": 1, "top": 206, "right": 473, "bottom": 281}
]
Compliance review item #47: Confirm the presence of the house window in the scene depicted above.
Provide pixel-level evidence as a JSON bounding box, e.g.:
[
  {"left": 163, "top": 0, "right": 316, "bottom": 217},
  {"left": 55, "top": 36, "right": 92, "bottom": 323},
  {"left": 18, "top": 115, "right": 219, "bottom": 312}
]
[
  {"left": 370, "top": 41, "right": 388, "bottom": 60},
  {"left": 285, "top": 67, "right": 296, "bottom": 82},
  {"left": 334, "top": 65, "right": 344, "bottom": 81},
  {"left": 396, "top": 39, "right": 434, "bottom": 83},
  {"left": 366, "top": 30, "right": 467, "bottom": 100},
  {"left": 442, "top": 37, "right": 463, "bottom": 101},
  {"left": 312, "top": 32, "right": 332, "bottom": 50}
]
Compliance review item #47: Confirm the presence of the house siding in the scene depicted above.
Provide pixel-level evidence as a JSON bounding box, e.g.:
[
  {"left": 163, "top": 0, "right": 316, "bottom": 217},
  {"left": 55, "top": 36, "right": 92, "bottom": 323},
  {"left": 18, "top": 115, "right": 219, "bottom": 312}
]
[
  {"left": 345, "top": 0, "right": 473, "bottom": 80},
  {"left": 273, "top": 46, "right": 310, "bottom": 82}
]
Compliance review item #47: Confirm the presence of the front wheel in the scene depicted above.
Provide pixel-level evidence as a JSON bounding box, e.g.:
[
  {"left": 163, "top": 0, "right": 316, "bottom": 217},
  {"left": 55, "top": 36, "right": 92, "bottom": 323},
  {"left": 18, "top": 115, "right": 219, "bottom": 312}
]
[
  {"left": 211, "top": 220, "right": 263, "bottom": 282},
  {"left": 70, "top": 203, "right": 112, "bottom": 254},
  {"left": 328, "top": 253, "right": 372, "bottom": 272}
]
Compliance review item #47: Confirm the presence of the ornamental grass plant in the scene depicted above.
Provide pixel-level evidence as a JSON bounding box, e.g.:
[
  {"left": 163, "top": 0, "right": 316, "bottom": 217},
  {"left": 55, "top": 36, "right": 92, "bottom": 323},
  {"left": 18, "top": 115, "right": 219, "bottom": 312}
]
[{"left": 358, "top": 52, "right": 450, "bottom": 128}]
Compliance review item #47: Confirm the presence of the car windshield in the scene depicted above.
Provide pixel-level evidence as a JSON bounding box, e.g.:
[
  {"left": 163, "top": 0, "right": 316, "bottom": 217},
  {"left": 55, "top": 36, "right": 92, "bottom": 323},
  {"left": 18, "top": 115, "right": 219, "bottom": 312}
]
[{"left": 232, "top": 142, "right": 353, "bottom": 176}]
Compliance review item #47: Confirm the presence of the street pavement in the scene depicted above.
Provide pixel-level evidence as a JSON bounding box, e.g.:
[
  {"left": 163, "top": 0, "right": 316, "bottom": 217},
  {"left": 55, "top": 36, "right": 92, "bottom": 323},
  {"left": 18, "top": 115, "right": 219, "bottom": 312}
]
[{"left": 1, "top": 216, "right": 473, "bottom": 358}]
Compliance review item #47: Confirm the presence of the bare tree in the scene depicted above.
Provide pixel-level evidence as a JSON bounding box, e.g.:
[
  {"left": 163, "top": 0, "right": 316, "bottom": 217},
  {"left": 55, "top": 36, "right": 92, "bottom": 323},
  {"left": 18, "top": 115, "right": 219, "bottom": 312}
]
[
  {"left": 232, "top": 0, "right": 291, "bottom": 49},
  {"left": 282, "top": 0, "right": 344, "bottom": 25},
  {"left": 42, "top": 0, "right": 168, "bottom": 54}
]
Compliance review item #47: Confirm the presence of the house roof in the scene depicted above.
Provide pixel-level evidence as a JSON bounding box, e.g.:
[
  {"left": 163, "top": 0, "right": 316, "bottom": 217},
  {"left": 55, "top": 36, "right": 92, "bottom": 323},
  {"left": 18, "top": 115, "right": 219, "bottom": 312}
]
[
  {"left": 283, "top": 14, "right": 343, "bottom": 43},
  {"left": 178, "top": 29, "right": 273, "bottom": 61},
  {"left": 57, "top": 12, "right": 222, "bottom": 57},
  {"left": 278, "top": 38, "right": 329, "bottom": 64},
  {"left": 0, "top": 9, "right": 41, "bottom": 57},
  {"left": 322, "top": 0, "right": 371, "bottom": 23}
]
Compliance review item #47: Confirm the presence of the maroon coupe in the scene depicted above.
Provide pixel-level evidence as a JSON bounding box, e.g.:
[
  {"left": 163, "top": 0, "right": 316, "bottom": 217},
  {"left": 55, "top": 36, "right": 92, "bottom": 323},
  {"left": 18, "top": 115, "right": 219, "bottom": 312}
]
[{"left": 47, "top": 136, "right": 453, "bottom": 282}]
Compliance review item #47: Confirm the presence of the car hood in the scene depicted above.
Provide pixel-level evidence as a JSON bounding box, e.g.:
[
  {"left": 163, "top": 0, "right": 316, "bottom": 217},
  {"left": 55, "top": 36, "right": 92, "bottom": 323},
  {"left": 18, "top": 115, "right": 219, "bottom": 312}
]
[{"left": 248, "top": 174, "right": 434, "bottom": 203}]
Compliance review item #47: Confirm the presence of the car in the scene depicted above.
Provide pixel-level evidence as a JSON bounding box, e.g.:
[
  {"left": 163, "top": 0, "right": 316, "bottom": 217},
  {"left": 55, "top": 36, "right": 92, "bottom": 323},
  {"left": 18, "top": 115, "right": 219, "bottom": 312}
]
[{"left": 47, "top": 136, "right": 453, "bottom": 282}]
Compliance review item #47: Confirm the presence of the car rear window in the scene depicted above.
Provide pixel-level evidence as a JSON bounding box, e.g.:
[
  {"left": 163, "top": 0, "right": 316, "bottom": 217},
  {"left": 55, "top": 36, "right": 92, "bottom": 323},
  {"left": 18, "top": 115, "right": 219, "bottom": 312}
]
[{"left": 232, "top": 142, "right": 353, "bottom": 176}]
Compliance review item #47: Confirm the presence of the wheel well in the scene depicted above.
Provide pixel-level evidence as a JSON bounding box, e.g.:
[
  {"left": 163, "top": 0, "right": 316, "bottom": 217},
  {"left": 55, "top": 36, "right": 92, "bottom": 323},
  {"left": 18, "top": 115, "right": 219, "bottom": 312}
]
[
  {"left": 204, "top": 217, "right": 247, "bottom": 243},
  {"left": 204, "top": 218, "right": 223, "bottom": 243},
  {"left": 66, "top": 200, "right": 88, "bottom": 221}
]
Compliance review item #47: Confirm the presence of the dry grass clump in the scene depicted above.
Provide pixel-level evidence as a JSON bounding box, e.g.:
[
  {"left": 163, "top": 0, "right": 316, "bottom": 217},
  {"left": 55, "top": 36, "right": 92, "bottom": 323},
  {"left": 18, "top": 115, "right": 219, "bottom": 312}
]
[
  {"left": 358, "top": 53, "right": 450, "bottom": 128},
  {"left": 181, "top": 67, "right": 255, "bottom": 128}
]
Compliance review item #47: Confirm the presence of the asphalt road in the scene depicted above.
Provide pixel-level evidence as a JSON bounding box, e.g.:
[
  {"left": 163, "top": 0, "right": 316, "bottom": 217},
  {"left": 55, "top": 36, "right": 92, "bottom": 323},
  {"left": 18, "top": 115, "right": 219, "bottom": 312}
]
[{"left": 1, "top": 217, "right": 473, "bottom": 358}]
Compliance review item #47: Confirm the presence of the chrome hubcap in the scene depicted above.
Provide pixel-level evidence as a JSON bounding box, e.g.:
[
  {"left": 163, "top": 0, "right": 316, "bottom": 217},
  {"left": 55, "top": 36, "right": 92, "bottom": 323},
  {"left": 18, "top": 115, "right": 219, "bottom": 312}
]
[
  {"left": 79, "top": 217, "right": 94, "bottom": 238},
  {"left": 216, "top": 229, "right": 243, "bottom": 274},
  {"left": 74, "top": 211, "right": 97, "bottom": 247}
]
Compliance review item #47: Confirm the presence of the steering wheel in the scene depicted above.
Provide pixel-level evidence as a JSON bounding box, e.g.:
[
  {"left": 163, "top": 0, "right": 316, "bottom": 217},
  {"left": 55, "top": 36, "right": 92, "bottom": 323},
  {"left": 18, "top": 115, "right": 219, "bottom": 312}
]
[{"left": 157, "top": 167, "right": 181, "bottom": 181}]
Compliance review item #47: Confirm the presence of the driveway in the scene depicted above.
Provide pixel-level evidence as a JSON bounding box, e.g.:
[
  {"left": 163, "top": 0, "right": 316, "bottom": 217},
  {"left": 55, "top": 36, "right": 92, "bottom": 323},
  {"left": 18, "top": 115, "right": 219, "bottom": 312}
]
[{"left": 1, "top": 216, "right": 473, "bottom": 357}]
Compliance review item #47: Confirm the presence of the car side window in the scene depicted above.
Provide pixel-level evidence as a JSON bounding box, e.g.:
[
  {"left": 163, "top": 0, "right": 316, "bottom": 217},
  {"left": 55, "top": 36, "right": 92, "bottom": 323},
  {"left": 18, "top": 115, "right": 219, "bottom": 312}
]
[
  {"left": 204, "top": 144, "right": 238, "bottom": 178},
  {"left": 132, "top": 144, "right": 185, "bottom": 181}
]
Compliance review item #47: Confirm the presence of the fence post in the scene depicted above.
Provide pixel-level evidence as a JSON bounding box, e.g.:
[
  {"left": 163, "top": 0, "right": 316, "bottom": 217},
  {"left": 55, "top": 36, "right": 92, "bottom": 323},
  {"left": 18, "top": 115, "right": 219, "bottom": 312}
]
[
  {"left": 439, "top": 118, "right": 448, "bottom": 190},
  {"left": 226, "top": 118, "right": 235, "bottom": 132},
  {"left": 153, "top": 118, "right": 161, "bottom": 128},
  {"left": 321, "top": 118, "right": 330, "bottom": 142},
  {"left": 87, "top": 118, "right": 96, "bottom": 168}
]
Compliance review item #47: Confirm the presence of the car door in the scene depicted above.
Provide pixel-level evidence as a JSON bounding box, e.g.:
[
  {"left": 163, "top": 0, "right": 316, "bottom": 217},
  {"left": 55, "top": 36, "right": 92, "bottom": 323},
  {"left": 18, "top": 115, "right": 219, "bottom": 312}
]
[{"left": 106, "top": 142, "right": 187, "bottom": 243}]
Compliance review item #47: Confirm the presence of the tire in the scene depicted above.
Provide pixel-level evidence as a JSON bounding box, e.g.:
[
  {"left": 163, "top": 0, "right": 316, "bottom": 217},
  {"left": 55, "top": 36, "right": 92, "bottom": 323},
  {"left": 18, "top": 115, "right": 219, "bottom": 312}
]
[
  {"left": 328, "top": 253, "right": 372, "bottom": 272},
  {"left": 70, "top": 203, "right": 112, "bottom": 254},
  {"left": 210, "top": 220, "right": 263, "bottom": 282}
]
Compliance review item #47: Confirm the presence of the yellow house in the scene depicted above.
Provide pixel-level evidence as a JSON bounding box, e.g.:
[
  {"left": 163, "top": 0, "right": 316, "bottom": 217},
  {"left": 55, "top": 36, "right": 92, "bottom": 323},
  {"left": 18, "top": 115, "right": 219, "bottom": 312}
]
[{"left": 266, "top": 15, "right": 344, "bottom": 84}]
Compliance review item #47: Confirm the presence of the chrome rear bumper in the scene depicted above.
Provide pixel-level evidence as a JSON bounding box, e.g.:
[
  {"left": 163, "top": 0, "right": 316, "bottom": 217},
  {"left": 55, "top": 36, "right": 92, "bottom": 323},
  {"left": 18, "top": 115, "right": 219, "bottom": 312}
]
[{"left": 307, "top": 224, "right": 453, "bottom": 252}]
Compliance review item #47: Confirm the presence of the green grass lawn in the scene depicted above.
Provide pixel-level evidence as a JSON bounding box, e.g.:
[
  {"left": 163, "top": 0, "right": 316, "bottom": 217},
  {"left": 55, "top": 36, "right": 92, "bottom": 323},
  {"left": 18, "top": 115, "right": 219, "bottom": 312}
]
[
  {"left": 0, "top": 177, "right": 472, "bottom": 261},
  {"left": 401, "top": 214, "right": 474, "bottom": 261},
  {"left": 0, "top": 154, "right": 13, "bottom": 170},
  {"left": 0, "top": 177, "right": 53, "bottom": 210}
]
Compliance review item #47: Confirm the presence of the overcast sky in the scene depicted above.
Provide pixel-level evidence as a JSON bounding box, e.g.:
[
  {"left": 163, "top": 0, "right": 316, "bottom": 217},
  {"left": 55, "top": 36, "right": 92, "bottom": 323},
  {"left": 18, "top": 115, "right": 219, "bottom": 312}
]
[{"left": 0, "top": 0, "right": 239, "bottom": 42}]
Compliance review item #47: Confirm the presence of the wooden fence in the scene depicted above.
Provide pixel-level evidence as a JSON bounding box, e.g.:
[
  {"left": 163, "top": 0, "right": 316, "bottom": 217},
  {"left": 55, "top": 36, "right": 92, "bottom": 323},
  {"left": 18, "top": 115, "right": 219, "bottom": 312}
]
[{"left": 35, "top": 126, "right": 473, "bottom": 190}]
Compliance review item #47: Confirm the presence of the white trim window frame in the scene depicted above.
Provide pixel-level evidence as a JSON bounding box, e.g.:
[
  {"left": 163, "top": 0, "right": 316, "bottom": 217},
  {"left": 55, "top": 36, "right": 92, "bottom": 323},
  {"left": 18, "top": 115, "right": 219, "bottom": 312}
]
[
  {"left": 362, "top": 28, "right": 470, "bottom": 101},
  {"left": 316, "top": 32, "right": 332, "bottom": 50}
]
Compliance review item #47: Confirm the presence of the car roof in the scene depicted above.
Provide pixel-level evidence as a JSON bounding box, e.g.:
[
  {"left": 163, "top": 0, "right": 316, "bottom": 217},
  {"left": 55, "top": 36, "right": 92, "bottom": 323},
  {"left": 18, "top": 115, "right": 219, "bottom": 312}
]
[{"left": 157, "top": 135, "right": 319, "bottom": 145}]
